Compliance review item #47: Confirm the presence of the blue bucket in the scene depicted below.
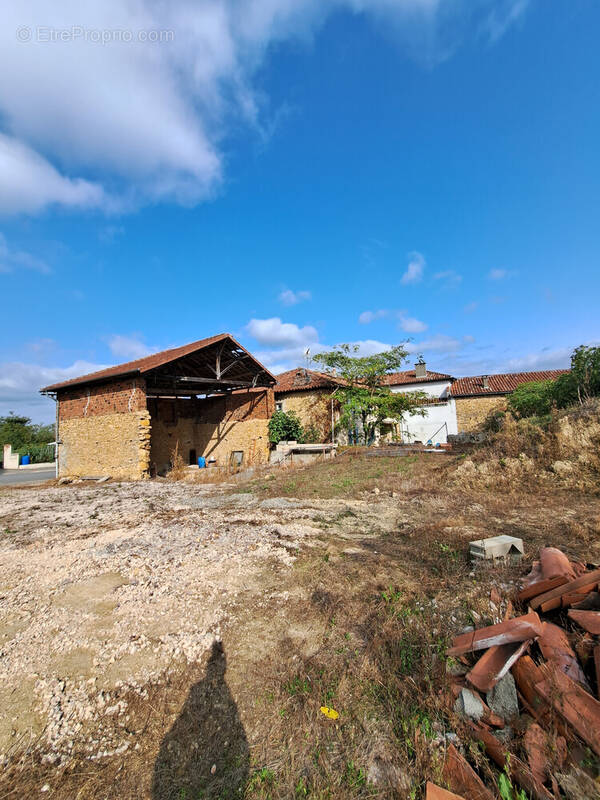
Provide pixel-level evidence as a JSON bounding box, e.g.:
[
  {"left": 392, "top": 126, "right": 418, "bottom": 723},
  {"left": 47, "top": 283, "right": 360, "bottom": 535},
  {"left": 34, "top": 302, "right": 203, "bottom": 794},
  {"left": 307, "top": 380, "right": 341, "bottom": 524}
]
[
  {"left": 197, "top": 456, "right": 206, "bottom": 469},
  {"left": 21, "top": 454, "right": 31, "bottom": 465}
]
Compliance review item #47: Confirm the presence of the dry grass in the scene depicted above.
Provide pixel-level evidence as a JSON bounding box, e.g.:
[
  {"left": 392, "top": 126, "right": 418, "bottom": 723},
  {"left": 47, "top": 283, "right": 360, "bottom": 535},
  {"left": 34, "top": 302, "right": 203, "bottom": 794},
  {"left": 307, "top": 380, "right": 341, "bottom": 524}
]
[
  {"left": 237, "top": 451, "right": 451, "bottom": 501},
  {"left": 2, "top": 447, "right": 600, "bottom": 799}
]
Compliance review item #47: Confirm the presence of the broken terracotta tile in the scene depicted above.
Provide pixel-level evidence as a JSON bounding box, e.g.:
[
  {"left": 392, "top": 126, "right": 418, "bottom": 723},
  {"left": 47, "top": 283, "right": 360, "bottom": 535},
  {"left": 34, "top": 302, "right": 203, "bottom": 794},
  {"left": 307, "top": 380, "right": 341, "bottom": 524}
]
[
  {"left": 594, "top": 645, "right": 600, "bottom": 701},
  {"left": 447, "top": 612, "right": 543, "bottom": 657},
  {"left": 519, "top": 548, "right": 576, "bottom": 602},
  {"left": 562, "top": 593, "right": 593, "bottom": 608},
  {"left": 523, "top": 722, "right": 551, "bottom": 786},
  {"left": 538, "top": 622, "right": 589, "bottom": 687},
  {"left": 466, "top": 722, "right": 554, "bottom": 800},
  {"left": 442, "top": 743, "right": 495, "bottom": 800},
  {"left": 539, "top": 547, "right": 577, "bottom": 581},
  {"left": 490, "top": 587, "right": 502, "bottom": 607},
  {"left": 567, "top": 609, "right": 600, "bottom": 636},
  {"left": 425, "top": 781, "right": 466, "bottom": 800},
  {"left": 518, "top": 576, "right": 568, "bottom": 603},
  {"left": 466, "top": 639, "right": 531, "bottom": 693},
  {"left": 530, "top": 569, "right": 600, "bottom": 611},
  {"left": 512, "top": 655, "right": 550, "bottom": 721},
  {"left": 534, "top": 663, "right": 600, "bottom": 757}
]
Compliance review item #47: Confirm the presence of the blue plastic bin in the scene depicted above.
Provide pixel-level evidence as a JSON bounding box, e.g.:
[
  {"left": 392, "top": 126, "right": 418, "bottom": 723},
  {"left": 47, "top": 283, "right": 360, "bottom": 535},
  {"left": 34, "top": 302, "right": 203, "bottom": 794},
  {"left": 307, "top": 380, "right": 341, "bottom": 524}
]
[
  {"left": 21, "top": 454, "right": 31, "bottom": 465},
  {"left": 197, "top": 456, "right": 206, "bottom": 469}
]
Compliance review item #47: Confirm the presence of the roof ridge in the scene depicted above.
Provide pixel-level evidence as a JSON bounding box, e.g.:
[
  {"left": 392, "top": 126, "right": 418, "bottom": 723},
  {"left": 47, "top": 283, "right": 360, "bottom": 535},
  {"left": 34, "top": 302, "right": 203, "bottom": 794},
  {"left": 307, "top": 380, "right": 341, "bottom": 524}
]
[{"left": 41, "top": 333, "right": 275, "bottom": 392}]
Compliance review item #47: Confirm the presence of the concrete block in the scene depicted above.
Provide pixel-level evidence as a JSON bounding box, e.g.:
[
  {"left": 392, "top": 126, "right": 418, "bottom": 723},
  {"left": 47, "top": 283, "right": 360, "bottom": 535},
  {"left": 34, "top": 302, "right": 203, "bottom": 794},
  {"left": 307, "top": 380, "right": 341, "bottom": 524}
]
[{"left": 469, "top": 535, "right": 524, "bottom": 562}]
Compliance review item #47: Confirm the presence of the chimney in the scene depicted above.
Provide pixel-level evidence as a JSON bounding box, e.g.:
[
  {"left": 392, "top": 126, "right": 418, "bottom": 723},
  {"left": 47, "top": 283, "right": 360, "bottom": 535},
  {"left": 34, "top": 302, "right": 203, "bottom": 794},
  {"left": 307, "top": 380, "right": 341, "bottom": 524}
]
[
  {"left": 293, "top": 368, "right": 311, "bottom": 387},
  {"left": 415, "top": 359, "right": 427, "bottom": 379},
  {"left": 482, "top": 375, "right": 489, "bottom": 389}
]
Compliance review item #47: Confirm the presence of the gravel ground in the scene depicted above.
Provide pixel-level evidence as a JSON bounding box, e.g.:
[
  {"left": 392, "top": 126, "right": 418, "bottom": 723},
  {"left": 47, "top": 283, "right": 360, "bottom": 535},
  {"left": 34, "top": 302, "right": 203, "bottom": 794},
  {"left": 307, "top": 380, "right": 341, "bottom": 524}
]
[{"left": 0, "top": 481, "right": 339, "bottom": 763}]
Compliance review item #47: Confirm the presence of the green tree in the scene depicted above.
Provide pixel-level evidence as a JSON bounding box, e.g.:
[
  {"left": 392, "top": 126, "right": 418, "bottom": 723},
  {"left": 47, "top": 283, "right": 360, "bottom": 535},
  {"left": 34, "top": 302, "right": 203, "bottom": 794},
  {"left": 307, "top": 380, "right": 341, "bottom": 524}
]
[
  {"left": 563, "top": 344, "right": 600, "bottom": 403},
  {"left": 0, "top": 413, "right": 55, "bottom": 462},
  {"left": 312, "top": 344, "right": 427, "bottom": 445},
  {"left": 268, "top": 410, "right": 304, "bottom": 445}
]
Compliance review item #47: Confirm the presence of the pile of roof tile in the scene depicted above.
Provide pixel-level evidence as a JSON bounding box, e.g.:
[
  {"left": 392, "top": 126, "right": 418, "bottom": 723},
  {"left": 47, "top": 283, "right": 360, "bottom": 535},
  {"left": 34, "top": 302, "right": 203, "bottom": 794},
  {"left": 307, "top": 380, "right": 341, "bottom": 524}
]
[{"left": 427, "top": 547, "right": 600, "bottom": 800}]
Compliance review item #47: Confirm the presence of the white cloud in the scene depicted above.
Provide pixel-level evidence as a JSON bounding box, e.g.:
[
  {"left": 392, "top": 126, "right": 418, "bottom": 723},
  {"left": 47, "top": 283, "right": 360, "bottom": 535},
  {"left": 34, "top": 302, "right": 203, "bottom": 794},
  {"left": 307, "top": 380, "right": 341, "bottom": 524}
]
[
  {"left": 498, "top": 346, "right": 575, "bottom": 373},
  {"left": 398, "top": 313, "right": 427, "bottom": 333},
  {"left": 0, "top": 134, "right": 106, "bottom": 214},
  {"left": 0, "top": 231, "right": 51, "bottom": 274},
  {"left": 359, "top": 309, "right": 388, "bottom": 324},
  {"left": 27, "top": 338, "right": 57, "bottom": 355},
  {"left": 433, "top": 269, "right": 462, "bottom": 289},
  {"left": 0, "top": 1, "right": 528, "bottom": 215},
  {"left": 400, "top": 251, "right": 425, "bottom": 285},
  {"left": 106, "top": 334, "right": 157, "bottom": 360},
  {"left": 488, "top": 268, "right": 516, "bottom": 281},
  {"left": 278, "top": 288, "right": 311, "bottom": 306},
  {"left": 0, "top": 359, "right": 108, "bottom": 422},
  {"left": 463, "top": 301, "right": 478, "bottom": 314},
  {"left": 246, "top": 317, "right": 319, "bottom": 348},
  {"left": 406, "top": 334, "right": 467, "bottom": 354},
  {"left": 359, "top": 308, "right": 427, "bottom": 332},
  {"left": 484, "top": 0, "right": 529, "bottom": 42}
]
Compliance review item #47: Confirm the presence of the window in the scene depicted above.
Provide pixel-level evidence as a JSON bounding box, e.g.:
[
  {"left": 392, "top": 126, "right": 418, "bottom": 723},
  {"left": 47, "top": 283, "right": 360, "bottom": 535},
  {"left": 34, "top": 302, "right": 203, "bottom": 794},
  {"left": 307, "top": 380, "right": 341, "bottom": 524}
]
[
  {"left": 189, "top": 448, "right": 197, "bottom": 465},
  {"left": 275, "top": 401, "right": 283, "bottom": 412}
]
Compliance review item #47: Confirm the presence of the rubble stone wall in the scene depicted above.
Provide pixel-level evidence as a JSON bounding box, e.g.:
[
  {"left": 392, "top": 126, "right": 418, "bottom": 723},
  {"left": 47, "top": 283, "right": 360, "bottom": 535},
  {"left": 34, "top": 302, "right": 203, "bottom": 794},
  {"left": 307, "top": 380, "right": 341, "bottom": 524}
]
[
  {"left": 59, "top": 409, "right": 151, "bottom": 479},
  {"left": 455, "top": 395, "right": 507, "bottom": 432},
  {"left": 148, "top": 390, "right": 272, "bottom": 473},
  {"left": 150, "top": 417, "right": 270, "bottom": 473},
  {"left": 56, "top": 378, "right": 150, "bottom": 479},
  {"left": 276, "top": 389, "right": 338, "bottom": 442}
]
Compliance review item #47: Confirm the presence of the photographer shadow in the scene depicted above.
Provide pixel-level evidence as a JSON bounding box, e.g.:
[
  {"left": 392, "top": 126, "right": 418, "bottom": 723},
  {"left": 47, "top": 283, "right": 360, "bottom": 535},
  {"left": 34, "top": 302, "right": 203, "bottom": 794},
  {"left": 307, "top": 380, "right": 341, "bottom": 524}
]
[{"left": 152, "top": 640, "right": 249, "bottom": 799}]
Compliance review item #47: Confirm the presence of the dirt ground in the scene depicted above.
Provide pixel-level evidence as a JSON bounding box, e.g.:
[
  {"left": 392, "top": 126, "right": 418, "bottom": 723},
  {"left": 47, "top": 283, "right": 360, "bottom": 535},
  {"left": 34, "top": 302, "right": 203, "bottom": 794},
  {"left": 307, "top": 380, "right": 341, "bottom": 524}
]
[{"left": 1, "top": 452, "right": 599, "bottom": 799}]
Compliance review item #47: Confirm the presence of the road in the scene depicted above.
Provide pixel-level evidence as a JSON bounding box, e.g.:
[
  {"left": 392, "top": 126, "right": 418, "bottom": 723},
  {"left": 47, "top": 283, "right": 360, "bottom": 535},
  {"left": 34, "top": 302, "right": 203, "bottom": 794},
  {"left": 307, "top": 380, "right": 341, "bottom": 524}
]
[{"left": 0, "top": 468, "right": 55, "bottom": 487}]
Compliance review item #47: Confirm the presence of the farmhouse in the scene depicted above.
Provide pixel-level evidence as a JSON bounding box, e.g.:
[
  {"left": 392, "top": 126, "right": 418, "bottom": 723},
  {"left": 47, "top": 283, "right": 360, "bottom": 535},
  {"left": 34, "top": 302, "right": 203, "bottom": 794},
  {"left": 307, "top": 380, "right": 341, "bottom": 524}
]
[
  {"left": 275, "top": 364, "right": 571, "bottom": 445},
  {"left": 40, "top": 334, "right": 276, "bottom": 480},
  {"left": 450, "top": 369, "right": 569, "bottom": 431},
  {"left": 273, "top": 368, "right": 344, "bottom": 442},
  {"left": 382, "top": 362, "right": 456, "bottom": 444}
]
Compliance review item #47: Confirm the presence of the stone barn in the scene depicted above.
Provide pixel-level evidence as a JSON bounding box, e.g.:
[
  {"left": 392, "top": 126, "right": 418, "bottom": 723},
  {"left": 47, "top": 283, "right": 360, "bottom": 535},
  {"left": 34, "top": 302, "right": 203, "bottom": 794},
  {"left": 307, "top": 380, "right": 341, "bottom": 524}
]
[{"left": 41, "top": 334, "right": 276, "bottom": 480}]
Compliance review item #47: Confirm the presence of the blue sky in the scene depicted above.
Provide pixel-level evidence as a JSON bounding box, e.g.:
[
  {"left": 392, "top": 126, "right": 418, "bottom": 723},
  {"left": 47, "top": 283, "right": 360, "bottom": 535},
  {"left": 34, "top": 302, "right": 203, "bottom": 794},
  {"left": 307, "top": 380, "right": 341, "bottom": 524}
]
[{"left": 1, "top": 0, "right": 598, "bottom": 422}]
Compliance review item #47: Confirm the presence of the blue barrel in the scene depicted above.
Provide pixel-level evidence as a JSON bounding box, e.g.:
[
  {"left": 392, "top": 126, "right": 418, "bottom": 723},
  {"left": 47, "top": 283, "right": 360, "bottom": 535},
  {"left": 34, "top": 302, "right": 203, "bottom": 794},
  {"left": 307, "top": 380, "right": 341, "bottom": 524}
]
[
  {"left": 21, "top": 454, "right": 31, "bottom": 465},
  {"left": 197, "top": 456, "right": 206, "bottom": 469}
]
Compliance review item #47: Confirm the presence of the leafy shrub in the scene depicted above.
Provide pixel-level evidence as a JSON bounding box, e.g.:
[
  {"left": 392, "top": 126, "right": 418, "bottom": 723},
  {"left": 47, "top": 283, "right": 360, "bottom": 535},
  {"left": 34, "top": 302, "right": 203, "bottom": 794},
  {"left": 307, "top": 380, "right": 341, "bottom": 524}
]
[
  {"left": 507, "top": 380, "right": 555, "bottom": 418},
  {"left": 551, "top": 370, "right": 578, "bottom": 408},
  {"left": 268, "top": 411, "right": 304, "bottom": 445}
]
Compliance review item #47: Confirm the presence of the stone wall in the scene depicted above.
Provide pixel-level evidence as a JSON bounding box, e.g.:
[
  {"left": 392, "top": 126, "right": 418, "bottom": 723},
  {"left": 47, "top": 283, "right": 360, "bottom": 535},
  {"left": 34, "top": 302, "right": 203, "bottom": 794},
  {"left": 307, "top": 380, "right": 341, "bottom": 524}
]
[
  {"left": 56, "top": 378, "right": 151, "bottom": 480},
  {"left": 59, "top": 409, "right": 151, "bottom": 479},
  {"left": 148, "top": 390, "right": 272, "bottom": 474},
  {"left": 276, "top": 389, "right": 338, "bottom": 442},
  {"left": 455, "top": 395, "right": 507, "bottom": 432},
  {"left": 149, "top": 417, "right": 270, "bottom": 474}
]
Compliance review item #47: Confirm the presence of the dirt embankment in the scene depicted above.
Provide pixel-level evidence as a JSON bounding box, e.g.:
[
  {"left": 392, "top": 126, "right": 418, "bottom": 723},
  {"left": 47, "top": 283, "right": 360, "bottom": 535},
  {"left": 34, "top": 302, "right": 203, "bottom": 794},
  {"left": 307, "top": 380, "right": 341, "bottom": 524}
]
[{"left": 454, "top": 400, "right": 600, "bottom": 492}]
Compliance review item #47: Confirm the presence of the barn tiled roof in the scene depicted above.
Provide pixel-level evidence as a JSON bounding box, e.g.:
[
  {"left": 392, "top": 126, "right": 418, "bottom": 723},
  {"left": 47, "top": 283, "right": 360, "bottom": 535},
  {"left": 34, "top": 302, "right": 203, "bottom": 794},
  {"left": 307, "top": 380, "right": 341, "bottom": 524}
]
[
  {"left": 274, "top": 368, "right": 345, "bottom": 394},
  {"left": 41, "top": 333, "right": 275, "bottom": 392},
  {"left": 382, "top": 369, "right": 453, "bottom": 386},
  {"left": 450, "top": 370, "right": 569, "bottom": 398}
]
